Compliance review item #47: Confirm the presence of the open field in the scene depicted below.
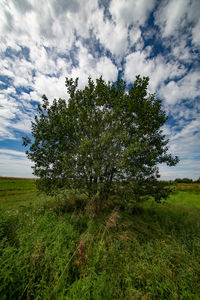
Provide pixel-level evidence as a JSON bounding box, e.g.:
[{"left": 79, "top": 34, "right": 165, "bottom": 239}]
[
  {"left": 0, "top": 177, "right": 37, "bottom": 210},
  {"left": 0, "top": 178, "right": 200, "bottom": 299},
  {"left": 175, "top": 183, "right": 200, "bottom": 193}
]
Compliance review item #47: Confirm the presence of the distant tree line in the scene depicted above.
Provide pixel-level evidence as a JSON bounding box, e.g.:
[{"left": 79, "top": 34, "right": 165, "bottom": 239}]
[{"left": 174, "top": 177, "right": 200, "bottom": 183}]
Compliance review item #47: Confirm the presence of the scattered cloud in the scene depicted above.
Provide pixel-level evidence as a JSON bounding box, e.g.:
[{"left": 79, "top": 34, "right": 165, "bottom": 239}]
[
  {"left": 124, "top": 50, "right": 186, "bottom": 93},
  {"left": 110, "top": 0, "right": 156, "bottom": 27},
  {"left": 159, "top": 71, "right": 199, "bottom": 104},
  {"left": 0, "top": 149, "right": 26, "bottom": 156},
  {"left": 0, "top": 0, "right": 199, "bottom": 179},
  {"left": 192, "top": 19, "right": 200, "bottom": 47}
]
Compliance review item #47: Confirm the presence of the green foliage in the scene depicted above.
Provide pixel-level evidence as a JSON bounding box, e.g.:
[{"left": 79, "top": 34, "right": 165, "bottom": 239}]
[
  {"left": 0, "top": 184, "right": 200, "bottom": 299},
  {"left": 52, "top": 189, "right": 88, "bottom": 214},
  {"left": 0, "top": 209, "right": 81, "bottom": 299},
  {"left": 24, "top": 75, "right": 178, "bottom": 204},
  {"left": 195, "top": 177, "right": 200, "bottom": 183}
]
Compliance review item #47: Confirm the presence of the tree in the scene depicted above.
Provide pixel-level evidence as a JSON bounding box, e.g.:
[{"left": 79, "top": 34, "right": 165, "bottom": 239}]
[
  {"left": 196, "top": 177, "right": 200, "bottom": 183},
  {"left": 23, "top": 75, "right": 178, "bottom": 206}
]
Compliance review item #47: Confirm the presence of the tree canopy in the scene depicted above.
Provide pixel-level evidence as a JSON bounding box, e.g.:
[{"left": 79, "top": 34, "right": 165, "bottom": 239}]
[{"left": 23, "top": 75, "right": 178, "bottom": 204}]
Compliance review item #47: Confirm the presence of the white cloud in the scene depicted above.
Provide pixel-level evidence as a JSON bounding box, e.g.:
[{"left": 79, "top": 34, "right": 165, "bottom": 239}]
[
  {"left": 159, "top": 71, "right": 199, "bottom": 104},
  {"left": 9, "top": 114, "right": 33, "bottom": 133},
  {"left": 0, "top": 87, "right": 34, "bottom": 140},
  {"left": 159, "top": 113, "right": 200, "bottom": 180},
  {"left": 124, "top": 50, "right": 153, "bottom": 82},
  {"left": 97, "top": 21, "right": 128, "bottom": 61},
  {"left": 0, "top": 149, "right": 26, "bottom": 156},
  {"left": 129, "top": 26, "right": 143, "bottom": 49},
  {"left": 0, "top": 93, "right": 18, "bottom": 120},
  {"left": 110, "top": 0, "right": 156, "bottom": 27},
  {"left": 124, "top": 50, "right": 186, "bottom": 93},
  {"left": 159, "top": 122, "right": 200, "bottom": 180},
  {"left": 0, "top": 0, "right": 77, "bottom": 53},
  {"left": 0, "top": 125, "right": 16, "bottom": 140},
  {"left": 89, "top": 8, "right": 128, "bottom": 61},
  {"left": 0, "top": 152, "right": 34, "bottom": 178},
  {"left": 192, "top": 19, "right": 200, "bottom": 46},
  {"left": 170, "top": 119, "right": 200, "bottom": 146},
  {"left": 31, "top": 72, "right": 68, "bottom": 103},
  {"left": 171, "top": 41, "right": 192, "bottom": 63},
  {"left": 159, "top": 161, "right": 200, "bottom": 180},
  {"left": 104, "top": 0, "right": 156, "bottom": 58},
  {"left": 154, "top": 0, "right": 200, "bottom": 49},
  {"left": 96, "top": 56, "right": 118, "bottom": 82},
  {"left": 154, "top": 0, "right": 188, "bottom": 37},
  {"left": 29, "top": 45, "right": 56, "bottom": 76},
  {"left": 70, "top": 41, "right": 118, "bottom": 88}
]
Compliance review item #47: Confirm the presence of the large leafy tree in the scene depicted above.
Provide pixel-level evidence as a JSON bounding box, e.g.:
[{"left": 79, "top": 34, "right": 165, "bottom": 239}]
[{"left": 23, "top": 76, "right": 178, "bottom": 204}]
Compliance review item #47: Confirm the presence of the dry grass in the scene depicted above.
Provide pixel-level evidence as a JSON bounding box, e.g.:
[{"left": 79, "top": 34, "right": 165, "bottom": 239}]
[{"left": 0, "top": 176, "right": 36, "bottom": 180}]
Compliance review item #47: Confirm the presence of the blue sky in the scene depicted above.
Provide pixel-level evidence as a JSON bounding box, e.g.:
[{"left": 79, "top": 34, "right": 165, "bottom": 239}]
[{"left": 0, "top": 0, "right": 199, "bottom": 179}]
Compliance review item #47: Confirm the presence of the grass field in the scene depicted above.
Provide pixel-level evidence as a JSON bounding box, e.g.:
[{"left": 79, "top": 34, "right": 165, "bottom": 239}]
[
  {"left": 0, "top": 178, "right": 200, "bottom": 299},
  {"left": 0, "top": 177, "right": 38, "bottom": 210}
]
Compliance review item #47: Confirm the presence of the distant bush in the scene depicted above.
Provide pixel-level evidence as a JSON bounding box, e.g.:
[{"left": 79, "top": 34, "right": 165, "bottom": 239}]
[{"left": 174, "top": 178, "right": 193, "bottom": 183}]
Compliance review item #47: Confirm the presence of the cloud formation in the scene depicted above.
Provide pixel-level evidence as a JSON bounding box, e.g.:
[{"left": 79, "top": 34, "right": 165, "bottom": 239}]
[{"left": 0, "top": 0, "right": 199, "bottom": 179}]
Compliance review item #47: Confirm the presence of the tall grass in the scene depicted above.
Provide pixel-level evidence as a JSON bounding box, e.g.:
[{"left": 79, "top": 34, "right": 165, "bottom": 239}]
[{"left": 0, "top": 180, "right": 200, "bottom": 299}]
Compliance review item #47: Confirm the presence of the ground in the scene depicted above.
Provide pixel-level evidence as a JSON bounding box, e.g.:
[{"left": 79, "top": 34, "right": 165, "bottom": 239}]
[{"left": 0, "top": 178, "right": 200, "bottom": 299}]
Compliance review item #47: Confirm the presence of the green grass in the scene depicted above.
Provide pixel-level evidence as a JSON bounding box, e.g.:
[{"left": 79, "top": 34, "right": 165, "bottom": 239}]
[
  {"left": 0, "top": 177, "right": 36, "bottom": 194},
  {"left": 0, "top": 178, "right": 38, "bottom": 210},
  {"left": 167, "top": 191, "right": 200, "bottom": 209},
  {"left": 0, "top": 179, "right": 200, "bottom": 299},
  {"left": 175, "top": 183, "right": 200, "bottom": 193}
]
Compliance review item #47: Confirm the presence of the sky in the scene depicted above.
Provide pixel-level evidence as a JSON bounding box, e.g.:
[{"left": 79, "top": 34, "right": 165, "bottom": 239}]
[{"left": 0, "top": 0, "right": 199, "bottom": 180}]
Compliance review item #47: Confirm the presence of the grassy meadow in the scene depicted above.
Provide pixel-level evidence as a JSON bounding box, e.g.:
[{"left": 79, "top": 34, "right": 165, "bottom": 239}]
[
  {"left": 0, "top": 177, "right": 37, "bottom": 210},
  {"left": 0, "top": 178, "right": 200, "bottom": 299}
]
